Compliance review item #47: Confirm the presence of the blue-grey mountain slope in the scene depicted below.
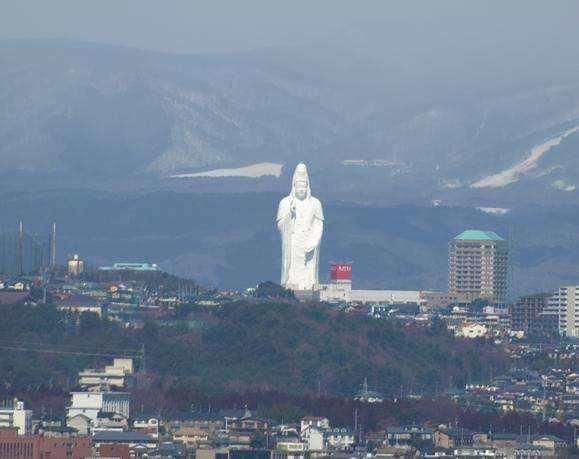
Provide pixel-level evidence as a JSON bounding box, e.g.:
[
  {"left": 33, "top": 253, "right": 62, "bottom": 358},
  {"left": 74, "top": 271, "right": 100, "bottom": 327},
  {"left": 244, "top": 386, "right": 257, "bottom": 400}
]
[{"left": 2, "top": 38, "right": 579, "bottom": 205}]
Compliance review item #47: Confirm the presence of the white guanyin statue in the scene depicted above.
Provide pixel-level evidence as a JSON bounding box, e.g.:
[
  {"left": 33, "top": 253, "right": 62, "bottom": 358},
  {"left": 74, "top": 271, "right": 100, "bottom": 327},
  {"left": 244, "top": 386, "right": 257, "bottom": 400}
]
[{"left": 276, "top": 163, "right": 324, "bottom": 291}]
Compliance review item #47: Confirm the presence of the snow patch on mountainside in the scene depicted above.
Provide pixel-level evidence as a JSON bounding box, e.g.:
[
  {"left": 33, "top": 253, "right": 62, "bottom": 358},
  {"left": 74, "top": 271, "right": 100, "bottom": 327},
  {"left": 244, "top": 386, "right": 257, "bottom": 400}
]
[
  {"left": 551, "top": 180, "right": 576, "bottom": 192},
  {"left": 169, "top": 162, "right": 283, "bottom": 179},
  {"left": 471, "top": 127, "right": 579, "bottom": 188},
  {"left": 476, "top": 207, "right": 511, "bottom": 215}
]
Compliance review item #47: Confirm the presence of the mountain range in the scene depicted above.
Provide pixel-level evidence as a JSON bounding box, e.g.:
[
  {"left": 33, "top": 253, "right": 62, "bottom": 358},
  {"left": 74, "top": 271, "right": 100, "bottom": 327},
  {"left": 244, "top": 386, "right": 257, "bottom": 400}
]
[{"left": 2, "top": 37, "right": 579, "bottom": 206}]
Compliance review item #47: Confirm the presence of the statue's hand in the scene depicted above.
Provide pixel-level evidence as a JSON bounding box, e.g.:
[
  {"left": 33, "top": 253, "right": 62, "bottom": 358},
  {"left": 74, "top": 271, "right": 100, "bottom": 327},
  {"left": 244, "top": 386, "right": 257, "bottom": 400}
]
[{"left": 305, "top": 243, "right": 317, "bottom": 254}]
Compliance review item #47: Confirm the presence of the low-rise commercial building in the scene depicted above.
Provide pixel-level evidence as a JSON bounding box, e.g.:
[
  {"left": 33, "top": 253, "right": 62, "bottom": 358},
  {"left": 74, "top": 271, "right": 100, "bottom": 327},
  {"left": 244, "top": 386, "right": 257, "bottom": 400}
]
[
  {"left": 319, "top": 282, "right": 421, "bottom": 305},
  {"left": 99, "top": 262, "right": 160, "bottom": 272},
  {"left": 386, "top": 426, "right": 434, "bottom": 447},
  {"left": 78, "top": 358, "right": 134, "bottom": 389},
  {"left": 0, "top": 427, "right": 92, "bottom": 459},
  {"left": 67, "top": 389, "right": 130, "bottom": 425},
  {"left": 55, "top": 293, "right": 104, "bottom": 317}
]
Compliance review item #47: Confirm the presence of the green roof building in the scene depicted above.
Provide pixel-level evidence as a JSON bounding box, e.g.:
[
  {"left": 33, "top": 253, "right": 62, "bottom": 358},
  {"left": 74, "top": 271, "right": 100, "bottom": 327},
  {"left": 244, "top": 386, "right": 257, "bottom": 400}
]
[
  {"left": 453, "top": 230, "right": 505, "bottom": 241},
  {"left": 449, "top": 230, "right": 509, "bottom": 304}
]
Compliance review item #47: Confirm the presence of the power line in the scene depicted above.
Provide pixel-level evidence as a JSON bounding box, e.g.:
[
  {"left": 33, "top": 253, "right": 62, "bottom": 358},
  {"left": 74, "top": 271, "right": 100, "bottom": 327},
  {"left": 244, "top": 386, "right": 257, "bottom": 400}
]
[
  {"left": 0, "top": 340, "right": 141, "bottom": 359},
  {"left": 0, "top": 344, "right": 140, "bottom": 359},
  {"left": 0, "top": 339, "right": 139, "bottom": 354}
]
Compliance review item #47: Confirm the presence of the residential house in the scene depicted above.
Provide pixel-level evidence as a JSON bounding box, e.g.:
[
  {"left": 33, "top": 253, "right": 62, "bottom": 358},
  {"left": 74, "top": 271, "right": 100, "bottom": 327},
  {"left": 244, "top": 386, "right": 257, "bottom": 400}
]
[
  {"left": 300, "top": 416, "right": 330, "bottom": 434},
  {"left": 532, "top": 435, "right": 567, "bottom": 451},
  {"left": 386, "top": 425, "right": 434, "bottom": 447},
  {"left": 325, "top": 427, "right": 355, "bottom": 451},
  {"left": 434, "top": 428, "right": 475, "bottom": 449}
]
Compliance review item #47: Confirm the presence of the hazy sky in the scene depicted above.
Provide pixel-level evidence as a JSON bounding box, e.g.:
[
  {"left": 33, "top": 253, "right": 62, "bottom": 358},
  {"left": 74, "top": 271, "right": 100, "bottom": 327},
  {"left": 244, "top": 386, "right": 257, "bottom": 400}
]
[{"left": 3, "top": 0, "right": 579, "bottom": 55}]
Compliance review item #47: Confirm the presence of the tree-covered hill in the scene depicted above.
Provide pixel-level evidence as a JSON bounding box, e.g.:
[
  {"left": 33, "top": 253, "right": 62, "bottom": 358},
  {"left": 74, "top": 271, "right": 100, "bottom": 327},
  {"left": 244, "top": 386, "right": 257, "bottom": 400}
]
[
  {"left": 0, "top": 301, "right": 507, "bottom": 400},
  {"left": 153, "top": 301, "right": 506, "bottom": 396}
]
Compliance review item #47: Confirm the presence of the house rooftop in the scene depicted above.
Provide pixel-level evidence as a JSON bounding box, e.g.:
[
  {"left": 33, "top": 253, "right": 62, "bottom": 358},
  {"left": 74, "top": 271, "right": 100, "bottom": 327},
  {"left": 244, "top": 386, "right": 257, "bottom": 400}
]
[
  {"left": 55, "top": 294, "right": 100, "bottom": 307},
  {"left": 92, "top": 431, "right": 154, "bottom": 443},
  {"left": 454, "top": 230, "right": 505, "bottom": 241}
]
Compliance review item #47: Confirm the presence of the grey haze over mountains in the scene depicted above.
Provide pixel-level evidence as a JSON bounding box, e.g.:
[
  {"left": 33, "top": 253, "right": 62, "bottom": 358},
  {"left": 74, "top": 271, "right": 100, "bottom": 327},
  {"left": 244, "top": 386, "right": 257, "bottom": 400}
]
[{"left": 2, "top": 5, "right": 579, "bottom": 205}]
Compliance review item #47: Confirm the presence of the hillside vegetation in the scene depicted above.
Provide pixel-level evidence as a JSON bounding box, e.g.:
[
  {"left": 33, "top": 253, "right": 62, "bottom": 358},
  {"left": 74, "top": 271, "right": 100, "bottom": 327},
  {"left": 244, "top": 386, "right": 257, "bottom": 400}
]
[{"left": 0, "top": 301, "right": 507, "bottom": 399}]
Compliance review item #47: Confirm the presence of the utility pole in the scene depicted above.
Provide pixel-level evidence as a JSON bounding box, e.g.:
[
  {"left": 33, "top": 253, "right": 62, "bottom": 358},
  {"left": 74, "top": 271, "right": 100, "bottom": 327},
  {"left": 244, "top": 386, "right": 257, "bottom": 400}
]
[
  {"left": 0, "top": 232, "right": 5, "bottom": 274},
  {"left": 140, "top": 343, "right": 146, "bottom": 373},
  {"left": 17, "top": 221, "right": 23, "bottom": 276},
  {"left": 42, "top": 267, "right": 48, "bottom": 304},
  {"left": 49, "top": 222, "right": 56, "bottom": 270}
]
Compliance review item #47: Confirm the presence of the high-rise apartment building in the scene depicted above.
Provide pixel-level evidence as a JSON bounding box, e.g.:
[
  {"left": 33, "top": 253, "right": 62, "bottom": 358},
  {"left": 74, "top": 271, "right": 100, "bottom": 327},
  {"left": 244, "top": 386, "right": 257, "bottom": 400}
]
[
  {"left": 510, "top": 293, "right": 552, "bottom": 334},
  {"left": 449, "top": 230, "right": 509, "bottom": 304},
  {"left": 543, "top": 286, "right": 579, "bottom": 337}
]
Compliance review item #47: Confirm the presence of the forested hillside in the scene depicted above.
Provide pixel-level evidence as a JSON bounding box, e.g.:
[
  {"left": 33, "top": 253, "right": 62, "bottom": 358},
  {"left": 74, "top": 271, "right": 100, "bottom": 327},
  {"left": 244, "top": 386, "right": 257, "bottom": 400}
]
[{"left": 0, "top": 301, "right": 506, "bottom": 400}]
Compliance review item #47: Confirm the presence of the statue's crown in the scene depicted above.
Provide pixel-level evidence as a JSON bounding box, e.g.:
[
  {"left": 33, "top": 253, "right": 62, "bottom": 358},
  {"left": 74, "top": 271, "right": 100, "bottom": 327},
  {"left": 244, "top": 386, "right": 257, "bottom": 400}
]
[{"left": 293, "top": 163, "right": 309, "bottom": 182}]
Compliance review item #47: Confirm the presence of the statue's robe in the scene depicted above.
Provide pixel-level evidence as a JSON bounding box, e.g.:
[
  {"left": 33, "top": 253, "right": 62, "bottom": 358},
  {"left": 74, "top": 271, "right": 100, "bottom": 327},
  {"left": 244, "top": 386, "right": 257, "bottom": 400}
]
[{"left": 277, "top": 193, "right": 324, "bottom": 290}]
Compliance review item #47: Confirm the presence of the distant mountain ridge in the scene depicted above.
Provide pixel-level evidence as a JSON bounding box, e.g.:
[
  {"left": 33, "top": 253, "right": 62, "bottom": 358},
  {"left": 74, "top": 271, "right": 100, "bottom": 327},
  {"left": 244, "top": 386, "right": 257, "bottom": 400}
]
[{"left": 3, "top": 39, "right": 579, "bottom": 204}]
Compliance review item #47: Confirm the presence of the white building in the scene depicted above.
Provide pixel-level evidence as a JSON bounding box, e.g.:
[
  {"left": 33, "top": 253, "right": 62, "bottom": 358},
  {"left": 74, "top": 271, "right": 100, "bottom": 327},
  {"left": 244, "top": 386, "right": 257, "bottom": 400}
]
[
  {"left": 67, "top": 389, "right": 130, "bottom": 425},
  {"left": 319, "top": 283, "right": 420, "bottom": 305},
  {"left": 318, "top": 283, "right": 351, "bottom": 302},
  {"left": 133, "top": 418, "right": 160, "bottom": 440},
  {"left": 67, "top": 254, "right": 85, "bottom": 276},
  {"left": 78, "top": 358, "right": 134, "bottom": 389},
  {"left": 67, "top": 413, "right": 92, "bottom": 435},
  {"left": 455, "top": 323, "right": 488, "bottom": 339},
  {"left": 325, "top": 428, "right": 356, "bottom": 451},
  {"left": 0, "top": 399, "right": 32, "bottom": 435},
  {"left": 93, "top": 412, "right": 129, "bottom": 432},
  {"left": 300, "top": 416, "right": 330, "bottom": 434},
  {"left": 546, "top": 286, "right": 579, "bottom": 337},
  {"left": 301, "top": 426, "right": 325, "bottom": 451},
  {"left": 276, "top": 439, "right": 307, "bottom": 453}
]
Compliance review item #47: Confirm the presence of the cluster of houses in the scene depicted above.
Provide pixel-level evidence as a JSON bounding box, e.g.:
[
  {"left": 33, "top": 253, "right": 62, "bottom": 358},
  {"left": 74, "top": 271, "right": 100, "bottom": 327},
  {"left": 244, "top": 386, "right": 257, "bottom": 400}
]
[
  {"left": 378, "top": 425, "right": 572, "bottom": 458},
  {"left": 2, "top": 400, "right": 575, "bottom": 458},
  {"left": 359, "top": 303, "right": 523, "bottom": 341},
  {"left": 450, "top": 344, "right": 578, "bottom": 428},
  {"left": 1, "top": 355, "right": 577, "bottom": 458},
  {"left": 0, "top": 278, "right": 38, "bottom": 306},
  {"left": 0, "top": 267, "right": 568, "bottom": 344}
]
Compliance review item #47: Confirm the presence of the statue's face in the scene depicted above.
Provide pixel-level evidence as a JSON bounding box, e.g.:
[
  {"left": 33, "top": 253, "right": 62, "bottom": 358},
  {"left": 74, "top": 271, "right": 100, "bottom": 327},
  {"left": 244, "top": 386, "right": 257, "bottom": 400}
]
[{"left": 294, "top": 180, "right": 308, "bottom": 200}]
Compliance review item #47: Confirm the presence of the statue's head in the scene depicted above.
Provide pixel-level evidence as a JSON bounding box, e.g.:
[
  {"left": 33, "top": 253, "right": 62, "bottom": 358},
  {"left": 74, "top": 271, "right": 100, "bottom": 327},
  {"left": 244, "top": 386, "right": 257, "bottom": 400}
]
[
  {"left": 292, "top": 163, "right": 310, "bottom": 200},
  {"left": 294, "top": 179, "right": 308, "bottom": 200}
]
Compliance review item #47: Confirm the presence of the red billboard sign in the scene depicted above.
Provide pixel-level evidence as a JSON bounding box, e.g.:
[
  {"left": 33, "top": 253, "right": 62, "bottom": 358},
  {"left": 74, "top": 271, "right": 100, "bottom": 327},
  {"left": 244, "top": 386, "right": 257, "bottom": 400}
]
[{"left": 330, "top": 262, "right": 352, "bottom": 281}]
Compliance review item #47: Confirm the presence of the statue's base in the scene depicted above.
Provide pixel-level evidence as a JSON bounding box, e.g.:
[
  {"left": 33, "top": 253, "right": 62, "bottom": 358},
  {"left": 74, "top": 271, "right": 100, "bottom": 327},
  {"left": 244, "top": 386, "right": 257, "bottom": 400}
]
[{"left": 292, "top": 289, "right": 320, "bottom": 302}]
